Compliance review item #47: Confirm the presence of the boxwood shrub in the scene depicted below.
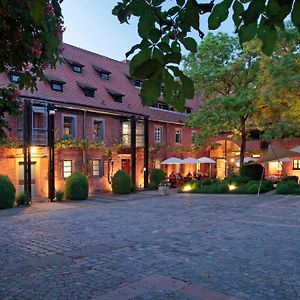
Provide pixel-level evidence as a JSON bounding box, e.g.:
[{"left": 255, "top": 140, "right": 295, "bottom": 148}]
[
  {"left": 112, "top": 170, "right": 131, "bottom": 194},
  {"left": 149, "top": 168, "right": 165, "bottom": 189},
  {"left": 0, "top": 175, "right": 16, "bottom": 209},
  {"left": 16, "top": 193, "right": 30, "bottom": 206},
  {"left": 276, "top": 180, "right": 300, "bottom": 195},
  {"left": 64, "top": 172, "right": 89, "bottom": 200},
  {"left": 240, "top": 164, "right": 264, "bottom": 181}
]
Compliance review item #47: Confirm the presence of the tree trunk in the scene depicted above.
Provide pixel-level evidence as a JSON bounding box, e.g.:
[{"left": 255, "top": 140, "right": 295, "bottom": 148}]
[{"left": 239, "top": 119, "right": 247, "bottom": 170}]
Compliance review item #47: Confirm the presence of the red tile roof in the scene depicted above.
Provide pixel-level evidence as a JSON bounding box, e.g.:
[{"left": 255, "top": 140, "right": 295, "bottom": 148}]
[{"left": 0, "top": 43, "right": 203, "bottom": 124}]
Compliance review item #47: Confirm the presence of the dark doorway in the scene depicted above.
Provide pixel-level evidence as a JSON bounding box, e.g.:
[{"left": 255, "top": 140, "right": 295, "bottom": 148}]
[{"left": 121, "top": 159, "right": 131, "bottom": 176}]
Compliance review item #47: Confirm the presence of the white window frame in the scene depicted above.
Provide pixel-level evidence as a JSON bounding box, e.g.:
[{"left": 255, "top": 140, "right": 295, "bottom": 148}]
[
  {"left": 92, "top": 159, "right": 103, "bottom": 177},
  {"left": 154, "top": 126, "right": 162, "bottom": 143},
  {"left": 175, "top": 129, "right": 182, "bottom": 144},
  {"left": 63, "top": 160, "right": 72, "bottom": 179}
]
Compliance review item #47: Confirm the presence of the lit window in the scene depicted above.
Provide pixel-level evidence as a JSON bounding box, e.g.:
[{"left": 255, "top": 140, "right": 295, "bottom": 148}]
[
  {"left": 51, "top": 83, "right": 63, "bottom": 92},
  {"left": 63, "top": 116, "right": 75, "bottom": 138},
  {"left": 93, "top": 120, "right": 104, "bottom": 140},
  {"left": 63, "top": 160, "right": 72, "bottom": 178},
  {"left": 154, "top": 127, "right": 162, "bottom": 143},
  {"left": 122, "top": 122, "right": 131, "bottom": 145},
  {"left": 293, "top": 159, "right": 300, "bottom": 170},
  {"left": 175, "top": 129, "right": 182, "bottom": 144},
  {"left": 72, "top": 65, "right": 82, "bottom": 74},
  {"left": 192, "top": 131, "right": 196, "bottom": 144},
  {"left": 9, "top": 73, "right": 20, "bottom": 83},
  {"left": 92, "top": 160, "right": 103, "bottom": 177}
]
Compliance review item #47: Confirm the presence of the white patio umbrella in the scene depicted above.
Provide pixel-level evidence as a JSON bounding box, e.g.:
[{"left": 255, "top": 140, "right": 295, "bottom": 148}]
[
  {"left": 268, "top": 157, "right": 292, "bottom": 163},
  {"left": 198, "top": 157, "right": 216, "bottom": 164},
  {"left": 182, "top": 157, "right": 200, "bottom": 164},
  {"left": 236, "top": 157, "right": 258, "bottom": 166},
  {"left": 160, "top": 157, "right": 183, "bottom": 164}
]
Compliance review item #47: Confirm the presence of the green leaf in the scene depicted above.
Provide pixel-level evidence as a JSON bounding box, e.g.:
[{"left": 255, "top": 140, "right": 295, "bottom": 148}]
[
  {"left": 28, "top": 1, "right": 45, "bottom": 25},
  {"left": 238, "top": 22, "right": 257, "bottom": 44},
  {"left": 208, "top": 0, "right": 233, "bottom": 30},
  {"left": 176, "top": 0, "right": 185, "bottom": 7},
  {"left": 129, "top": 49, "right": 152, "bottom": 76},
  {"left": 131, "top": 59, "right": 162, "bottom": 80},
  {"left": 291, "top": 0, "right": 300, "bottom": 31},
  {"left": 180, "top": 74, "right": 195, "bottom": 99},
  {"left": 138, "top": 12, "right": 155, "bottom": 39},
  {"left": 149, "top": 28, "right": 161, "bottom": 43},
  {"left": 164, "top": 52, "right": 182, "bottom": 64},
  {"left": 125, "top": 44, "right": 141, "bottom": 58},
  {"left": 257, "top": 23, "right": 278, "bottom": 55},
  {"left": 181, "top": 37, "right": 197, "bottom": 52},
  {"left": 233, "top": 0, "right": 244, "bottom": 28},
  {"left": 140, "top": 70, "right": 163, "bottom": 105}
]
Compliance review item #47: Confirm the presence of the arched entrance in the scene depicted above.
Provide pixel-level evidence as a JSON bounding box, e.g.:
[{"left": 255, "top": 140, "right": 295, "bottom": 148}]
[{"left": 209, "top": 140, "right": 240, "bottom": 179}]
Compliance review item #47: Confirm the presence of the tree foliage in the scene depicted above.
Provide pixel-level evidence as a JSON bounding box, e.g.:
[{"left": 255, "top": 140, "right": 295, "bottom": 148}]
[
  {"left": 0, "top": 0, "right": 63, "bottom": 139},
  {"left": 113, "top": 0, "right": 300, "bottom": 107}
]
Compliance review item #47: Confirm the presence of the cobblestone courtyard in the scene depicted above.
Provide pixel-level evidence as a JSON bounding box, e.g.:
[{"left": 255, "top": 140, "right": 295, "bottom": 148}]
[{"left": 0, "top": 192, "right": 300, "bottom": 300}]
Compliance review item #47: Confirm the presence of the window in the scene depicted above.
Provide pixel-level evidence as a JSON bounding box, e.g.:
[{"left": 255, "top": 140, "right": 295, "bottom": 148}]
[
  {"left": 93, "top": 119, "right": 104, "bottom": 141},
  {"left": 122, "top": 121, "right": 131, "bottom": 146},
  {"left": 192, "top": 131, "right": 196, "bottom": 144},
  {"left": 9, "top": 73, "right": 20, "bottom": 83},
  {"left": 63, "top": 160, "right": 72, "bottom": 178},
  {"left": 185, "top": 107, "right": 192, "bottom": 114},
  {"left": 154, "top": 127, "right": 162, "bottom": 143},
  {"left": 175, "top": 129, "right": 182, "bottom": 144},
  {"left": 63, "top": 116, "right": 75, "bottom": 138},
  {"left": 51, "top": 82, "right": 63, "bottom": 92},
  {"left": 72, "top": 65, "right": 82, "bottom": 74},
  {"left": 293, "top": 159, "right": 300, "bottom": 170},
  {"left": 84, "top": 88, "right": 95, "bottom": 98},
  {"left": 92, "top": 160, "right": 103, "bottom": 177},
  {"left": 134, "top": 79, "right": 142, "bottom": 88},
  {"left": 112, "top": 94, "right": 123, "bottom": 103},
  {"left": 100, "top": 72, "right": 110, "bottom": 80}
]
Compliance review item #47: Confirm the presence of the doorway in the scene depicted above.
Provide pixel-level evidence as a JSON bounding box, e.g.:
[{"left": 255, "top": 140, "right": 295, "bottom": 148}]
[
  {"left": 19, "top": 162, "right": 36, "bottom": 196},
  {"left": 121, "top": 159, "right": 131, "bottom": 176}
]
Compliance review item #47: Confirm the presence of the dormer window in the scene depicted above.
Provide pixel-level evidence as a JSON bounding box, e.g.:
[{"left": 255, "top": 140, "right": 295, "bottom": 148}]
[
  {"left": 52, "top": 83, "right": 63, "bottom": 92},
  {"left": 65, "top": 58, "right": 84, "bottom": 74},
  {"left": 93, "top": 65, "right": 111, "bottom": 81},
  {"left": 185, "top": 107, "right": 192, "bottom": 114},
  {"left": 46, "top": 75, "right": 66, "bottom": 92},
  {"left": 9, "top": 73, "right": 20, "bottom": 83},
  {"left": 106, "top": 89, "right": 124, "bottom": 103},
  {"left": 134, "top": 79, "right": 142, "bottom": 88},
  {"left": 72, "top": 65, "right": 83, "bottom": 74},
  {"left": 77, "top": 82, "right": 97, "bottom": 98}
]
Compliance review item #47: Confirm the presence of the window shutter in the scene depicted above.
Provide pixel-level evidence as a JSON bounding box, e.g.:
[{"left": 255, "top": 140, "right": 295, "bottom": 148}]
[
  {"left": 58, "top": 160, "right": 63, "bottom": 179},
  {"left": 99, "top": 122, "right": 104, "bottom": 141}
]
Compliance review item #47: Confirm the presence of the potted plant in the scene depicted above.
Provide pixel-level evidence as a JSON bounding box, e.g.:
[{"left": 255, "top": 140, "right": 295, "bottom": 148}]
[{"left": 158, "top": 180, "right": 171, "bottom": 195}]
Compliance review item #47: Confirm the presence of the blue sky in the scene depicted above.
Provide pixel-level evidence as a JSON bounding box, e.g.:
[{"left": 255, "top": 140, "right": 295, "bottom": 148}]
[{"left": 61, "top": 0, "right": 235, "bottom": 61}]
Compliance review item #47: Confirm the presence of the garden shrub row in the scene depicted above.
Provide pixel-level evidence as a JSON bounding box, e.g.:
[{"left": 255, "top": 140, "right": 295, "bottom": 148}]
[{"left": 276, "top": 180, "right": 300, "bottom": 195}]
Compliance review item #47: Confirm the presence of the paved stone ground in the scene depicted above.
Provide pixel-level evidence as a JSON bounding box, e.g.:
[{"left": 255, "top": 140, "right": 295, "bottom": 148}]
[{"left": 0, "top": 192, "right": 300, "bottom": 300}]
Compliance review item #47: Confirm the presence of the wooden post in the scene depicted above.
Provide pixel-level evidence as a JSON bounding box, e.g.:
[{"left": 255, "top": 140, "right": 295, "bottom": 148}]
[
  {"left": 143, "top": 117, "right": 149, "bottom": 188},
  {"left": 48, "top": 105, "right": 55, "bottom": 201},
  {"left": 130, "top": 116, "right": 136, "bottom": 187}
]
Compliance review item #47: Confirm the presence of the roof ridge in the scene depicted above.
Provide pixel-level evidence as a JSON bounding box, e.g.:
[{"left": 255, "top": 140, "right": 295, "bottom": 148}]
[{"left": 62, "top": 43, "right": 127, "bottom": 66}]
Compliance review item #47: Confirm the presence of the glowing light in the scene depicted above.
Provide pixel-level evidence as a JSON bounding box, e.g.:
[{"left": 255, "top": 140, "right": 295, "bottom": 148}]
[
  {"left": 230, "top": 158, "right": 235, "bottom": 163},
  {"left": 31, "top": 146, "right": 37, "bottom": 154},
  {"left": 182, "top": 185, "right": 192, "bottom": 192},
  {"left": 229, "top": 184, "right": 237, "bottom": 191}
]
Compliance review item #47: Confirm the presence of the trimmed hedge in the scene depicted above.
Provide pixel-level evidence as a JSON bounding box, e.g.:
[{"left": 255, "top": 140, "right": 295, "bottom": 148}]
[
  {"left": 0, "top": 175, "right": 16, "bottom": 209},
  {"left": 149, "top": 168, "right": 165, "bottom": 189},
  {"left": 112, "top": 170, "right": 131, "bottom": 194},
  {"left": 16, "top": 193, "right": 30, "bottom": 206},
  {"left": 240, "top": 164, "right": 264, "bottom": 181},
  {"left": 64, "top": 172, "right": 89, "bottom": 200},
  {"left": 195, "top": 182, "right": 229, "bottom": 194},
  {"left": 282, "top": 176, "right": 299, "bottom": 183},
  {"left": 276, "top": 180, "right": 300, "bottom": 195}
]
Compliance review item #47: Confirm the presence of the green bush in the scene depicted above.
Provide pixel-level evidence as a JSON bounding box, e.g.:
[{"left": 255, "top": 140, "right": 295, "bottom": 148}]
[
  {"left": 224, "top": 175, "right": 250, "bottom": 185},
  {"left": 261, "top": 179, "right": 274, "bottom": 191},
  {"left": 148, "top": 181, "right": 157, "bottom": 190},
  {"left": 55, "top": 190, "right": 64, "bottom": 201},
  {"left": 16, "top": 193, "right": 30, "bottom": 206},
  {"left": 112, "top": 170, "right": 131, "bottom": 194},
  {"left": 149, "top": 169, "right": 165, "bottom": 189},
  {"left": 282, "top": 176, "right": 299, "bottom": 183},
  {"left": 196, "top": 182, "right": 228, "bottom": 194},
  {"left": 276, "top": 180, "right": 300, "bottom": 195},
  {"left": 0, "top": 175, "right": 16, "bottom": 209},
  {"left": 64, "top": 172, "right": 89, "bottom": 200},
  {"left": 202, "top": 179, "right": 213, "bottom": 186},
  {"left": 218, "top": 182, "right": 229, "bottom": 193},
  {"left": 131, "top": 184, "right": 137, "bottom": 193},
  {"left": 240, "top": 164, "right": 264, "bottom": 181}
]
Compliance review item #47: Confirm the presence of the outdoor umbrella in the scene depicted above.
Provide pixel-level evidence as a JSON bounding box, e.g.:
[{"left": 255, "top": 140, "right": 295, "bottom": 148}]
[
  {"left": 181, "top": 157, "right": 200, "bottom": 164},
  {"left": 198, "top": 157, "right": 216, "bottom": 163},
  {"left": 258, "top": 145, "right": 300, "bottom": 163},
  {"left": 160, "top": 157, "right": 183, "bottom": 164},
  {"left": 236, "top": 157, "right": 258, "bottom": 166}
]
